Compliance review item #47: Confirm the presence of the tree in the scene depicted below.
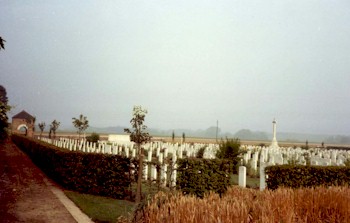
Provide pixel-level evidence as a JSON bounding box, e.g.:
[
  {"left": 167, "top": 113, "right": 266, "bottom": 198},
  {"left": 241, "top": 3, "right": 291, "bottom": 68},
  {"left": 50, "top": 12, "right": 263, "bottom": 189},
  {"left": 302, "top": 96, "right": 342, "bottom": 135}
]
[
  {"left": 49, "top": 120, "right": 60, "bottom": 139},
  {"left": 124, "top": 106, "right": 152, "bottom": 203},
  {"left": 72, "top": 114, "right": 89, "bottom": 139},
  {"left": 0, "top": 36, "right": 5, "bottom": 51},
  {"left": 38, "top": 122, "right": 45, "bottom": 138},
  {"left": 196, "top": 146, "right": 206, "bottom": 158},
  {"left": 216, "top": 138, "right": 241, "bottom": 173},
  {"left": 86, "top": 132, "right": 100, "bottom": 143},
  {"left": 303, "top": 140, "right": 309, "bottom": 150},
  {"left": 0, "top": 85, "right": 11, "bottom": 140},
  {"left": 182, "top": 132, "right": 185, "bottom": 143},
  {"left": 32, "top": 116, "right": 36, "bottom": 134},
  {"left": 172, "top": 130, "right": 175, "bottom": 143}
]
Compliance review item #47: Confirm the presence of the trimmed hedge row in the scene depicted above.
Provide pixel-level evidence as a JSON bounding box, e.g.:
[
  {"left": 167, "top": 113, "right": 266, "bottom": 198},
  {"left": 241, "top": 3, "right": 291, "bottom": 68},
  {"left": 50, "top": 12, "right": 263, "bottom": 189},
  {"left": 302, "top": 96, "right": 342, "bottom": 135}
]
[
  {"left": 265, "top": 165, "right": 350, "bottom": 190},
  {"left": 12, "top": 134, "right": 134, "bottom": 199},
  {"left": 176, "top": 158, "right": 232, "bottom": 198}
]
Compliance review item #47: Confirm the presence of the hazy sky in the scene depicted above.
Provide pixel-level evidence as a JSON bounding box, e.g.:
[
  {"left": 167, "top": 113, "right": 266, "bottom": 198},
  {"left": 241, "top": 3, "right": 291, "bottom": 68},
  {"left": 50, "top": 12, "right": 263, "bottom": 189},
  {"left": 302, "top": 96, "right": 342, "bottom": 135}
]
[{"left": 1, "top": 1, "right": 350, "bottom": 135}]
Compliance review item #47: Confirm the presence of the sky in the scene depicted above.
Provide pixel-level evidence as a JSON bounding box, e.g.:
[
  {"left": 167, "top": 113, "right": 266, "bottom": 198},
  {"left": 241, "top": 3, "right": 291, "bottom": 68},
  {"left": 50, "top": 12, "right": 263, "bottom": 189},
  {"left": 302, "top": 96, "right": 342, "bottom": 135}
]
[{"left": 1, "top": 0, "right": 350, "bottom": 135}]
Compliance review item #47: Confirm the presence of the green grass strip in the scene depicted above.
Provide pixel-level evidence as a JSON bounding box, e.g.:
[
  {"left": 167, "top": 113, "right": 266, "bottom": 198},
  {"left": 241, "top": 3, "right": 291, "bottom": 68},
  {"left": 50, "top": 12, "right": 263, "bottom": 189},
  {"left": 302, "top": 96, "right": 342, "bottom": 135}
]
[{"left": 65, "top": 190, "right": 135, "bottom": 223}]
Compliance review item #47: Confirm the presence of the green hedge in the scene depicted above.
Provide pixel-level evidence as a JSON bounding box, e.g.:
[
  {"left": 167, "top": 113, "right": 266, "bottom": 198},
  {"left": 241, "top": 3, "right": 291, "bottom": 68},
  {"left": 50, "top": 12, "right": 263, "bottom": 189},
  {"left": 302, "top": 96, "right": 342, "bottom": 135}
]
[
  {"left": 176, "top": 158, "right": 231, "bottom": 198},
  {"left": 265, "top": 165, "right": 350, "bottom": 190},
  {"left": 12, "top": 134, "right": 134, "bottom": 199}
]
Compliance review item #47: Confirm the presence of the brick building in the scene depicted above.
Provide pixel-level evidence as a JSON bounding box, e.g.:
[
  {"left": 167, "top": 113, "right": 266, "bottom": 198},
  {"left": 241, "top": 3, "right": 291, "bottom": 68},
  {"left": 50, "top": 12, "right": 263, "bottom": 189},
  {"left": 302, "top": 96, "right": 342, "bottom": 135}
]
[{"left": 11, "top": 110, "right": 35, "bottom": 137}]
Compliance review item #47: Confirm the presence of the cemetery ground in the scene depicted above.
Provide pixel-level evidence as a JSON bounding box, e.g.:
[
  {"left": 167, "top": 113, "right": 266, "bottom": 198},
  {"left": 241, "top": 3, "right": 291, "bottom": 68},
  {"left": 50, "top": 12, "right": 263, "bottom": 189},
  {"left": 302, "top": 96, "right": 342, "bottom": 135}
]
[
  {"left": 35, "top": 132, "right": 336, "bottom": 148},
  {"left": 4, "top": 134, "right": 350, "bottom": 222},
  {"left": 0, "top": 137, "right": 261, "bottom": 222}
]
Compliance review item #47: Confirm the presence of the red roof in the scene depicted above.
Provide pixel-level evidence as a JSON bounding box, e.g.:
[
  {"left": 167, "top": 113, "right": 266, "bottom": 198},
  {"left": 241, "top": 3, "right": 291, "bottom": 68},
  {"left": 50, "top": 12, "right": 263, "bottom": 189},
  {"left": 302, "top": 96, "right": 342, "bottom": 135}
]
[{"left": 12, "top": 110, "right": 35, "bottom": 122}]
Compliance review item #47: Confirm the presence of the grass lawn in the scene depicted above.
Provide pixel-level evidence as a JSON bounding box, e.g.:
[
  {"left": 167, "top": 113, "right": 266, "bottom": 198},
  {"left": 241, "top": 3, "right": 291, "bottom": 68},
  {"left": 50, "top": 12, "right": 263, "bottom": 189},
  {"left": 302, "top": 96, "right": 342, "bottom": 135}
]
[
  {"left": 64, "top": 178, "right": 258, "bottom": 222},
  {"left": 64, "top": 190, "right": 135, "bottom": 223},
  {"left": 64, "top": 183, "right": 167, "bottom": 222},
  {"left": 231, "top": 174, "right": 260, "bottom": 189}
]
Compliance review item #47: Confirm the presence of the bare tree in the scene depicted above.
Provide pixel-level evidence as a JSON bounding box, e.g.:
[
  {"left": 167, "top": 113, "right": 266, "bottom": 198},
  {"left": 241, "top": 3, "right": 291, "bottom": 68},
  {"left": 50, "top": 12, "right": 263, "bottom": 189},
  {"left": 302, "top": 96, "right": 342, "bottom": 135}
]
[
  {"left": 72, "top": 114, "right": 89, "bottom": 139},
  {"left": 38, "top": 122, "right": 45, "bottom": 139},
  {"left": 124, "top": 106, "right": 152, "bottom": 203},
  {"left": 49, "top": 120, "right": 60, "bottom": 139}
]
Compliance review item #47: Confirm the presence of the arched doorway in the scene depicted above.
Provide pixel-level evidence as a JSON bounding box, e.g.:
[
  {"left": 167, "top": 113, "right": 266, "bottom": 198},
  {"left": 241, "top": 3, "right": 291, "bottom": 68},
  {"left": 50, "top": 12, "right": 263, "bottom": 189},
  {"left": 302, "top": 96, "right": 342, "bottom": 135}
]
[
  {"left": 12, "top": 110, "right": 35, "bottom": 137},
  {"left": 17, "top": 124, "right": 28, "bottom": 136}
]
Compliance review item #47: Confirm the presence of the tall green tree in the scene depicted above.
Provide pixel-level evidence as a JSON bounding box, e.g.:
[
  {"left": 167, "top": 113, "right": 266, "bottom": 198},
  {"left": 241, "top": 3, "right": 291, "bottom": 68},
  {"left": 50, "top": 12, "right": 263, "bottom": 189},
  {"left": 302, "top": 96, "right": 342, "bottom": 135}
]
[
  {"left": 0, "top": 85, "right": 11, "bottom": 140},
  {"left": 0, "top": 43, "right": 10, "bottom": 140},
  {"left": 38, "top": 122, "right": 45, "bottom": 138},
  {"left": 49, "top": 120, "right": 60, "bottom": 139},
  {"left": 124, "top": 106, "right": 152, "bottom": 203},
  {"left": 72, "top": 114, "right": 89, "bottom": 139}
]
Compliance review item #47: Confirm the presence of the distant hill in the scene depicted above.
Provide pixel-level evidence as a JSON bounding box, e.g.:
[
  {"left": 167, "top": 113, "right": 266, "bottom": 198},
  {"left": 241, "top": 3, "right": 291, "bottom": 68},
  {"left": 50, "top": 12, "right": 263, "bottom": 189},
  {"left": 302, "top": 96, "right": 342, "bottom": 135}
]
[
  {"left": 87, "top": 126, "right": 125, "bottom": 134},
  {"left": 232, "top": 129, "right": 269, "bottom": 141},
  {"left": 59, "top": 126, "right": 126, "bottom": 134},
  {"left": 274, "top": 132, "right": 350, "bottom": 145},
  {"left": 59, "top": 126, "right": 350, "bottom": 145}
]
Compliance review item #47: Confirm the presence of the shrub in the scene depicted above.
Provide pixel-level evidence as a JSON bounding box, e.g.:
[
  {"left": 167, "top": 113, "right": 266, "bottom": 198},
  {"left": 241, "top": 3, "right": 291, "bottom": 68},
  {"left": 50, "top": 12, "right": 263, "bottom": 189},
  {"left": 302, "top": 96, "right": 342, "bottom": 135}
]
[
  {"left": 176, "top": 158, "right": 231, "bottom": 198},
  {"left": 345, "top": 158, "right": 350, "bottom": 167},
  {"left": 215, "top": 138, "right": 241, "bottom": 174},
  {"left": 265, "top": 165, "right": 350, "bottom": 190},
  {"left": 86, "top": 132, "right": 100, "bottom": 143},
  {"left": 216, "top": 138, "right": 240, "bottom": 160},
  {"left": 12, "top": 134, "right": 133, "bottom": 199},
  {"left": 195, "top": 146, "right": 206, "bottom": 158}
]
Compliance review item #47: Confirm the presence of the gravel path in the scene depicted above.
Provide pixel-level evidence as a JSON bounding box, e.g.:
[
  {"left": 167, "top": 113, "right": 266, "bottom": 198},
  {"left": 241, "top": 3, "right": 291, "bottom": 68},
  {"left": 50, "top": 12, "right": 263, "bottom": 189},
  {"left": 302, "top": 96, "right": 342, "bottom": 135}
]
[{"left": 0, "top": 139, "right": 92, "bottom": 223}]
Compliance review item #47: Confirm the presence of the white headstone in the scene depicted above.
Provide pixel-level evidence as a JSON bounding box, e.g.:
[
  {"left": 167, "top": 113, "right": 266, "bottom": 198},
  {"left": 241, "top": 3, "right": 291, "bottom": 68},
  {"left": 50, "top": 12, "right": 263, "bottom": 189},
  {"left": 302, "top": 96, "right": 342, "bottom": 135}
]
[
  {"left": 125, "top": 147, "right": 129, "bottom": 157},
  {"left": 260, "top": 162, "right": 267, "bottom": 191},
  {"left": 105, "top": 145, "right": 112, "bottom": 154},
  {"left": 251, "top": 159, "right": 257, "bottom": 171},
  {"left": 143, "top": 164, "right": 148, "bottom": 180},
  {"left": 153, "top": 145, "right": 158, "bottom": 156},
  {"left": 148, "top": 149, "right": 152, "bottom": 162},
  {"left": 238, "top": 166, "right": 247, "bottom": 188},
  {"left": 159, "top": 153, "right": 163, "bottom": 164},
  {"left": 164, "top": 148, "right": 168, "bottom": 159},
  {"left": 171, "top": 164, "right": 177, "bottom": 187},
  {"left": 162, "top": 164, "right": 168, "bottom": 187},
  {"left": 151, "top": 165, "right": 157, "bottom": 181}
]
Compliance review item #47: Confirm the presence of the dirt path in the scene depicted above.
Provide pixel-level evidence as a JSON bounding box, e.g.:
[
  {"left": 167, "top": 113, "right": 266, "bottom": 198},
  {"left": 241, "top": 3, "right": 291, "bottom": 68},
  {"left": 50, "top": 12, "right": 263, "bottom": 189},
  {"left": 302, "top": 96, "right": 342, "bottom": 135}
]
[{"left": 0, "top": 140, "right": 81, "bottom": 223}]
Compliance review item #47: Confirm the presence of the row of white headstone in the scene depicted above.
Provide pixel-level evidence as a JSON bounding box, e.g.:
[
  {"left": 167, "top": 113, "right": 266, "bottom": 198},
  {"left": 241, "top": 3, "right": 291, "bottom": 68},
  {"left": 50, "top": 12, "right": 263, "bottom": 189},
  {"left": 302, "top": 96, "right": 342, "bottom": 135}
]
[
  {"left": 238, "top": 145, "right": 350, "bottom": 190},
  {"left": 238, "top": 162, "right": 268, "bottom": 191},
  {"left": 39, "top": 137, "right": 350, "bottom": 190},
  {"left": 38, "top": 137, "right": 221, "bottom": 187},
  {"left": 240, "top": 145, "right": 350, "bottom": 169},
  {"left": 40, "top": 137, "right": 219, "bottom": 158}
]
